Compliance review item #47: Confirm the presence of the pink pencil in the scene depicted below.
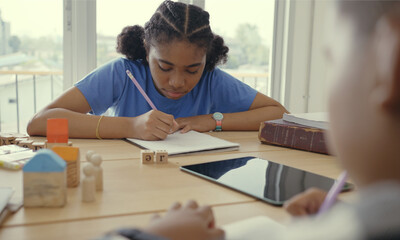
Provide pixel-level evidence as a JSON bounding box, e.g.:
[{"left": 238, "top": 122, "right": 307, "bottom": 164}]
[
  {"left": 318, "top": 171, "right": 348, "bottom": 215},
  {"left": 126, "top": 70, "right": 158, "bottom": 110}
]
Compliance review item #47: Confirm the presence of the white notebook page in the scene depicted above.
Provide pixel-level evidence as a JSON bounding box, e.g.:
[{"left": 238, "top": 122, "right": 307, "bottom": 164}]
[
  {"left": 223, "top": 216, "right": 286, "bottom": 240},
  {"left": 127, "top": 131, "right": 240, "bottom": 156}
]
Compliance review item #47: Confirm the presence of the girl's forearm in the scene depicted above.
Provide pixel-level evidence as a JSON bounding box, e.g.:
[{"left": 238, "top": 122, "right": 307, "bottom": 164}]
[
  {"left": 222, "top": 105, "right": 287, "bottom": 131},
  {"left": 27, "top": 108, "right": 133, "bottom": 139}
]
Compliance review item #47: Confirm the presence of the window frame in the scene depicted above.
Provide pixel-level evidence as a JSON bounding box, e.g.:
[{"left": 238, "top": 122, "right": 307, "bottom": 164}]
[
  {"left": 64, "top": 0, "right": 330, "bottom": 114},
  {"left": 63, "top": 0, "right": 97, "bottom": 90}
]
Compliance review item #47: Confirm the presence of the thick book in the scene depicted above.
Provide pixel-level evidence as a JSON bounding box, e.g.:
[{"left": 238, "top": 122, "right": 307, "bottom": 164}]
[{"left": 258, "top": 119, "right": 329, "bottom": 154}]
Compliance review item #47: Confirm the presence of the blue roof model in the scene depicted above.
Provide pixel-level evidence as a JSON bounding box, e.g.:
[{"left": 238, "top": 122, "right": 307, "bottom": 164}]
[{"left": 23, "top": 149, "right": 66, "bottom": 172}]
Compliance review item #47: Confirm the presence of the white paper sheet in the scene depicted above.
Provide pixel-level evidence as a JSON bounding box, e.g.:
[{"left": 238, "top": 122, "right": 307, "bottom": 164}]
[{"left": 127, "top": 131, "right": 240, "bottom": 156}]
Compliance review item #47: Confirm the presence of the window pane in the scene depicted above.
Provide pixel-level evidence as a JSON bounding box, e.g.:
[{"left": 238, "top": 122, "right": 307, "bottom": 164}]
[
  {"left": 0, "top": 0, "right": 63, "bottom": 133},
  {"left": 96, "top": 0, "right": 275, "bottom": 96},
  {"left": 97, "top": 0, "right": 164, "bottom": 66},
  {"left": 206, "top": 0, "right": 275, "bottom": 95}
]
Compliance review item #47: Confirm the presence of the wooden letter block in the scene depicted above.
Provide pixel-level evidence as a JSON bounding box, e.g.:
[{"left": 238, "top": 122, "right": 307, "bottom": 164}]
[
  {"left": 15, "top": 137, "right": 29, "bottom": 145},
  {"left": 32, "top": 142, "right": 45, "bottom": 151},
  {"left": 155, "top": 150, "right": 168, "bottom": 164},
  {"left": 18, "top": 140, "right": 34, "bottom": 149},
  {"left": 141, "top": 150, "right": 154, "bottom": 164},
  {"left": 0, "top": 134, "right": 15, "bottom": 145}
]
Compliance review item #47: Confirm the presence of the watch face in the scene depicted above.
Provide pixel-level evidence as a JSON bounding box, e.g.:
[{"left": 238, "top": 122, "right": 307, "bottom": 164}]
[{"left": 213, "top": 112, "right": 223, "bottom": 120}]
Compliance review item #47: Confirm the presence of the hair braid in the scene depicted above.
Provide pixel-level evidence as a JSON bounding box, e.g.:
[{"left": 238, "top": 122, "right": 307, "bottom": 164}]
[{"left": 117, "top": 0, "right": 229, "bottom": 71}]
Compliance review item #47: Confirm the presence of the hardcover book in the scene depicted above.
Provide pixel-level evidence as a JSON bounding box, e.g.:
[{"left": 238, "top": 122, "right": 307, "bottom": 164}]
[{"left": 258, "top": 119, "right": 329, "bottom": 154}]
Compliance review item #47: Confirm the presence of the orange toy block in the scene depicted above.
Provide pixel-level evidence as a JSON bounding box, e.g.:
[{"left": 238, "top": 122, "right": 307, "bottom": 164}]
[
  {"left": 47, "top": 118, "right": 69, "bottom": 143},
  {"left": 52, "top": 146, "right": 80, "bottom": 188}
]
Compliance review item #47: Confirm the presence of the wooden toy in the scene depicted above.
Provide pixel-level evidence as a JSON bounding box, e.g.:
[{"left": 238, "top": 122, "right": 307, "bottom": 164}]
[
  {"left": 45, "top": 141, "right": 73, "bottom": 149},
  {"left": 18, "top": 140, "right": 34, "bottom": 149},
  {"left": 86, "top": 150, "right": 95, "bottom": 163},
  {"left": 32, "top": 142, "right": 45, "bottom": 151},
  {"left": 91, "top": 154, "right": 103, "bottom": 191},
  {"left": 141, "top": 150, "right": 154, "bottom": 164},
  {"left": 155, "top": 150, "right": 168, "bottom": 164},
  {"left": 52, "top": 146, "right": 80, "bottom": 188},
  {"left": 0, "top": 134, "right": 15, "bottom": 145},
  {"left": 14, "top": 137, "right": 29, "bottom": 145},
  {"left": 46, "top": 118, "right": 68, "bottom": 143},
  {"left": 23, "top": 149, "right": 67, "bottom": 207},
  {"left": 0, "top": 145, "right": 35, "bottom": 170},
  {"left": 0, "top": 133, "right": 28, "bottom": 146},
  {"left": 82, "top": 163, "right": 96, "bottom": 202}
]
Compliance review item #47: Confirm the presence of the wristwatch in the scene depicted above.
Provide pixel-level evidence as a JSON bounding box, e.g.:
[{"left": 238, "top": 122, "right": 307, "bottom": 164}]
[{"left": 212, "top": 112, "right": 224, "bottom": 131}]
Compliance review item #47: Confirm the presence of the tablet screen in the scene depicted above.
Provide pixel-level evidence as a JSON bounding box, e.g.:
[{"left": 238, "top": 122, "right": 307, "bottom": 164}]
[{"left": 180, "top": 156, "right": 352, "bottom": 206}]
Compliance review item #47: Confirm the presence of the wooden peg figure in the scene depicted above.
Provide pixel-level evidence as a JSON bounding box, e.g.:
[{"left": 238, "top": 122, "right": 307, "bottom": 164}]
[
  {"left": 91, "top": 154, "right": 103, "bottom": 191},
  {"left": 86, "top": 150, "right": 95, "bottom": 163},
  {"left": 82, "top": 163, "right": 96, "bottom": 202}
]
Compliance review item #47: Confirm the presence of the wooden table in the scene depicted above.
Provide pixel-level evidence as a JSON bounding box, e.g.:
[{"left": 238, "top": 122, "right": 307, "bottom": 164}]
[{"left": 0, "top": 132, "right": 352, "bottom": 240}]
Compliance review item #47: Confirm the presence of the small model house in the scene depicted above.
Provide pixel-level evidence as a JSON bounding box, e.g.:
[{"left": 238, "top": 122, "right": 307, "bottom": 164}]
[{"left": 23, "top": 149, "right": 67, "bottom": 207}]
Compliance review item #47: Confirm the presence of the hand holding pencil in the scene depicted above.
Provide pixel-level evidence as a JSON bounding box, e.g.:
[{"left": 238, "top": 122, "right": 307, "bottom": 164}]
[
  {"left": 126, "top": 70, "right": 179, "bottom": 140},
  {"left": 132, "top": 110, "right": 179, "bottom": 140},
  {"left": 284, "top": 171, "right": 348, "bottom": 216}
]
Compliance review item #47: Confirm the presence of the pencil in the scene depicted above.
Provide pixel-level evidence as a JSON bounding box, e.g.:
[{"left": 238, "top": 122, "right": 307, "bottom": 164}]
[
  {"left": 318, "top": 171, "right": 348, "bottom": 215},
  {"left": 126, "top": 70, "right": 158, "bottom": 110}
]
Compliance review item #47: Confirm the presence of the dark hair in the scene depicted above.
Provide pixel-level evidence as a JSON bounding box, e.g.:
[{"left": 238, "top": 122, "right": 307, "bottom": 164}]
[{"left": 116, "top": 0, "right": 228, "bottom": 71}]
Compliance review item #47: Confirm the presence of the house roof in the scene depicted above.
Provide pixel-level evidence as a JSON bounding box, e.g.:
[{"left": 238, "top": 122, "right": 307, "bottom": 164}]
[{"left": 23, "top": 149, "right": 66, "bottom": 172}]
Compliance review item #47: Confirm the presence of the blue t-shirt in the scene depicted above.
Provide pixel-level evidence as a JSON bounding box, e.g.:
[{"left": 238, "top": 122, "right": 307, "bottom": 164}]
[{"left": 75, "top": 58, "right": 257, "bottom": 118}]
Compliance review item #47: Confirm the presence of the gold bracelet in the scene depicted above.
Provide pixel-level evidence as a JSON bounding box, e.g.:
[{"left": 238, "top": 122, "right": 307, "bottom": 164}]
[{"left": 96, "top": 115, "right": 104, "bottom": 140}]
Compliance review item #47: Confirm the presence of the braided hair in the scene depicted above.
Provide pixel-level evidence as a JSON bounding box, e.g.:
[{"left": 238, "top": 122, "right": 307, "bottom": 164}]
[{"left": 116, "top": 0, "right": 228, "bottom": 71}]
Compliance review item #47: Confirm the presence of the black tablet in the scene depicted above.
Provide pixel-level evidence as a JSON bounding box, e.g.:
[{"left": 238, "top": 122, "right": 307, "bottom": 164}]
[{"left": 180, "top": 156, "right": 353, "bottom": 206}]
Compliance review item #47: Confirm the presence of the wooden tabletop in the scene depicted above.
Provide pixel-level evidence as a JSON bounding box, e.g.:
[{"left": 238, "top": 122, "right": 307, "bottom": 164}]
[{"left": 0, "top": 131, "right": 352, "bottom": 239}]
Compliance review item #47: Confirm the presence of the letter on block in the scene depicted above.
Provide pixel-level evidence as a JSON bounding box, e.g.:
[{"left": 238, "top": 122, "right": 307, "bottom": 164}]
[
  {"left": 141, "top": 150, "right": 154, "bottom": 164},
  {"left": 23, "top": 150, "right": 67, "bottom": 207},
  {"left": 155, "top": 150, "right": 168, "bottom": 164},
  {"left": 0, "top": 134, "right": 15, "bottom": 145},
  {"left": 18, "top": 140, "right": 34, "bottom": 149},
  {"left": 32, "top": 142, "right": 45, "bottom": 151},
  {"left": 15, "top": 137, "right": 29, "bottom": 145}
]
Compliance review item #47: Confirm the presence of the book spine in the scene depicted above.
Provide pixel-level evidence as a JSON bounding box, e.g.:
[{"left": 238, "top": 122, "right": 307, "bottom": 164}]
[{"left": 258, "top": 122, "right": 329, "bottom": 154}]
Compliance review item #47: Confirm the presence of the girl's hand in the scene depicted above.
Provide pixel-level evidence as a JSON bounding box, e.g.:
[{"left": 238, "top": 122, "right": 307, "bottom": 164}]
[
  {"left": 131, "top": 110, "right": 179, "bottom": 140},
  {"left": 283, "top": 188, "right": 328, "bottom": 217},
  {"left": 144, "top": 200, "right": 224, "bottom": 240},
  {"left": 175, "top": 115, "right": 216, "bottom": 133}
]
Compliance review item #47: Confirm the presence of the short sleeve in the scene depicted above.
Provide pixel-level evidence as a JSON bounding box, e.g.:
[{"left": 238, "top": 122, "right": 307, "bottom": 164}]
[
  {"left": 209, "top": 68, "right": 258, "bottom": 113},
  {"left": 74, "top": 59, "right": 128, "bottom": 115}
]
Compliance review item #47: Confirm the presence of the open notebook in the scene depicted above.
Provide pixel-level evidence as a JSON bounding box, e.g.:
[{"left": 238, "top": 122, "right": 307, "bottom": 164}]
[{"left": 126, "top": 131, "right": 240, "bottom": 156}]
